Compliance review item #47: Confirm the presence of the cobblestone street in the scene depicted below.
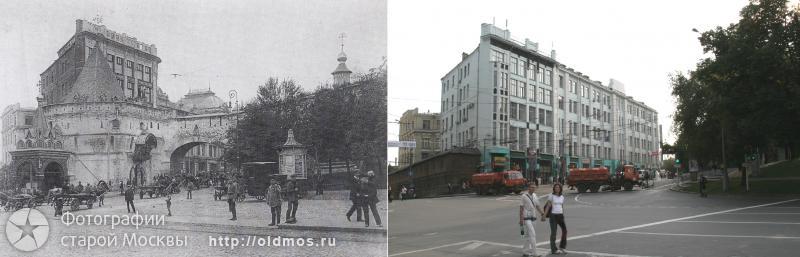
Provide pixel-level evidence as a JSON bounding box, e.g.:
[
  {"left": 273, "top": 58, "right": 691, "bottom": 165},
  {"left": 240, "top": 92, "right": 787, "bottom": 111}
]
[{"left": 0, "top": 187, "right": 387, "bottom": 256}]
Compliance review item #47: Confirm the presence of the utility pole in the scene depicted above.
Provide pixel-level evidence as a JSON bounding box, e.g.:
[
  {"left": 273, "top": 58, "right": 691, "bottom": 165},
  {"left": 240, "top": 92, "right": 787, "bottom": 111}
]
[{"left": 721, "top": 125, "right": 728, "bottom": 192}]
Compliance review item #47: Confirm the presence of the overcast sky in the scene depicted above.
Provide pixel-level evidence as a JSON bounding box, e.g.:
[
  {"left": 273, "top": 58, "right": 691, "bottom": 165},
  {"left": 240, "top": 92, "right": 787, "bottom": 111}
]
[
  {"left": 0, "top": 0, "right": 386, "bottom": 111},
  {"left": 387, "top": 0, "right": 768, "bottom": 165}
]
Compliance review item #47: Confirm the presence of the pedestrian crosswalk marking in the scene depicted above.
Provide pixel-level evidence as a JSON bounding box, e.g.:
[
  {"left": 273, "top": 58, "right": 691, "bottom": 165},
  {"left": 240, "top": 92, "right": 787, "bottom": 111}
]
[{"left": 616, "top": 231, "right": 800, "bottom": 239}]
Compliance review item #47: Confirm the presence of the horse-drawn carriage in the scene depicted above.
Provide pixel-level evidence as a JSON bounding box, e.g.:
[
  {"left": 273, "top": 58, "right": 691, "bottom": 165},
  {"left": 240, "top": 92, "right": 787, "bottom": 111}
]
[
  {"left": 139, "top": 181, "right": 179, "bottom": 199},
  {"left": 57, "top": 193, "right": 96, "bottom": 211},
  {"left": 243, "top": 162, "right": 281, "bottom": 201},
  {"left": 2, "top": 193, "right": 45, "bottom": 212}
]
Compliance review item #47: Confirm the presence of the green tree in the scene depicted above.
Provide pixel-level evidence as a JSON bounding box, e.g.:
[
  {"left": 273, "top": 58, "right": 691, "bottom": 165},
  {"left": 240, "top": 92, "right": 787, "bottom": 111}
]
[{"left": 672, "top": 0, "right": 800, "bottom": 188}]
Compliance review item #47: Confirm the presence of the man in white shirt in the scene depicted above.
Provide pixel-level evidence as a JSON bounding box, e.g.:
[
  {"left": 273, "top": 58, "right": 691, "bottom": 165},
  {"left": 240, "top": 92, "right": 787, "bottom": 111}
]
[{"left": 519, "top": 182, "right": 545, "bottom": 257}]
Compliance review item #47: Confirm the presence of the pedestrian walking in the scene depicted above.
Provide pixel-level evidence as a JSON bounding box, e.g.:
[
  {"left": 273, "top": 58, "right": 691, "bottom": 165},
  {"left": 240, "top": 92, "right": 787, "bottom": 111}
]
[
  {"left": 315, "top": 174, "right": 324, "bottom": 195},
  {"left": 346, "top": 174, "right": 364, "bottom": 222},
  {"left": 266, "top": 178, "right": 283, "bottom": 226},
  {"left": 362, "top": 171, "right": 382, "bottom": 227},
  {"left": 388, "top": 186, "right": 393, "bottom": 203},
  {"left": 519, "top": 182, "right": 545, "bottom": 257},
  {"left": 124, "top": 185, "right": 136, "bottom": 213},
  {"left": 119, "top": 180, "right": 124, "bottom": 195},
  {"left": 544, "top": 183, "right": 568, "bottom": 255},
  {"left": 284, "top": 178, "right": 299, "bottom": 224},
  {"left": 227, "top": 180, "right": 239, "bottom": 220},
  {"left": 186, "top": 180, "right": 195, "bottom": 199},
  {"left": 165, "top": 195, "right": 172, "bottom": 216},
  {"left": 699, "top": 175, "right": 708, "bottom": 197},
  {"left": 400, "top": 185, "right": 407, "bottom": 201},
  {"left": 54, "top": 197, "right": 64, "bottom": 217}
]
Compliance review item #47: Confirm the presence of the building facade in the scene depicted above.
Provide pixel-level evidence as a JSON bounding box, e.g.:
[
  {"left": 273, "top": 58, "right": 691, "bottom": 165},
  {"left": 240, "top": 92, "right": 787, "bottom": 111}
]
[
  {"left": 0, "top": 20, "right": 239, "bottom": 192},
  {"left": 398, "top": 108, "right": 441, "bottom": 167},
  {"left": 440, "top": 23, "right": 660, "bottom": 179}
]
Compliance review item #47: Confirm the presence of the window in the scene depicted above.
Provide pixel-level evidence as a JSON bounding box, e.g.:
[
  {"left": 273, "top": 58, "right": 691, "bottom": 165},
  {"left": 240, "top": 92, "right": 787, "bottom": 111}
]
[
  {"left": 107, "top": 54, "right": 115, "bottom": 71},
  {"left": 543, "top": 89, "right": 552, "bottom": 106},
  {"left": 528, "top": 85, "right": 536, "bottom": 101},
  {"left": 423, "top": 120, "right": 431, "bottom": 130},
  {"left": 127, "top": 78, "right": 135, "bottom": 97},
  {"left": 510, "top": 103, "right": 518, "bottom": 120},
  {"left": 545, "top": 70, "right": 552, "bottom": 85},
  {"left": 492, "top": 50, "right": 505, "bottom": 63},
  {"left": 538, "top": 67, "right": 545, "bottom": 83},
  {"left": 538, "top": 109, "right": 545, "bottom": 124},
  {"left": 545, "top": 110, "right": 553, "bottom": 127},
  {"left": 24, "top": 115, "right": 33, "bottom": 125},
  {"left": 115, "top": 57, "right": 123, "bottom": 74},
  {"left": 136, "top": 64, "right": 144, "bottom": 79},
  {"left": 559, "top": 75, "right": 565, "bottom": 89},
  {"left": 528, "top": 106, "right": 536, "bottom": 122},
  {"left": 537, "top": 87, "right": 544, "bottom": 103},
  {"left": 126, "top": 60, "right": 134, "bottom": 76},
  {"left": 558, "top": 96, "right": 564, "bottom": 110},
  {"left": 527, "top": 62, "right": 536, "bottom": 80},
  {"left": 145, "top": 66, "right": 151, "bottom": 82},
  {"left": 510, "top": 57, "right": 519, "bottom": 75}
]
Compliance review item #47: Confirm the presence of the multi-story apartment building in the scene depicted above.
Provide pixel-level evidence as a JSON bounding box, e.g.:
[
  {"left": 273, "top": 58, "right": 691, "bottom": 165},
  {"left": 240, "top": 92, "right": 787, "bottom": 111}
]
[
  {"left": 398, "top": 108, "right": 441, "bottom": 167},
  {"left": 440, "top": 23, "right": 660, "bottom": 178}
]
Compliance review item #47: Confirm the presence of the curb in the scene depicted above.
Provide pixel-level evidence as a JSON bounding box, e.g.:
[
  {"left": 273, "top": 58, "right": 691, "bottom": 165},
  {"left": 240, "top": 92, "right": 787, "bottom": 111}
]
[
  {"left": 157, "top": 219, "right": 386, "bottom": 235},
  {"left": 278, "top": 224, "right": 387, "bottom": 234}
]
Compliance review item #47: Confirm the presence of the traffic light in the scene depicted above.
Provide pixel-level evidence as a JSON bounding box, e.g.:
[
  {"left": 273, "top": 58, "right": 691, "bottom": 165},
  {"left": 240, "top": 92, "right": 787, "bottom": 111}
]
[{"left": 675, "top": 159, "right": 681, "bottom": 164}]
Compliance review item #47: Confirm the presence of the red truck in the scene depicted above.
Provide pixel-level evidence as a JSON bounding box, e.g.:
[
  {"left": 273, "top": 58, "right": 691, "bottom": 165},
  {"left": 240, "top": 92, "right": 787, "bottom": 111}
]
[
  {"left": 566, "top": 165, "right": 641, "bottom": 193},
  {"left": 471, "top": 170, "right": 528, "bottom": 195}
]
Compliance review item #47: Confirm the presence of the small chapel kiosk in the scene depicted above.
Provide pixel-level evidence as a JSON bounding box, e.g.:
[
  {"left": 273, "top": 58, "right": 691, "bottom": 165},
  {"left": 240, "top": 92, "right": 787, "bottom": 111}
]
[{"left": 278, "top": 129, "right": 307, "bottom": 179}]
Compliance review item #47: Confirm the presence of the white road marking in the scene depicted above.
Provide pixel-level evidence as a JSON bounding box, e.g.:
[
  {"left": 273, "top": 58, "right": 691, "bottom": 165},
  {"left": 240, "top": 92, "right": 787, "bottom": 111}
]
[
  {"left": 458, "top": 241, "right": 484, "bottom": 251},
  {"left": 475, "top": 240, "right": 650, "bottom": 257},
  {"left": 723, "top": 212, "right": 800, "bottom": 215},
  {"left": 423, "top": 232, "right": 438, "bottom": 236},
  {"left": 675, "top": 220, "right": 800, "bottom": 225},
  {"left": 616, "top": 231, "right": 800, "bottom": 239},
  {"left": 533, "top": 198, "right": 800, "bottom": 246},
  {"left": 574, "top": 194, "right": 592, "bottom": 205},
  {"left": 389, "top": 241, "right": 473, "bottom": 256}
]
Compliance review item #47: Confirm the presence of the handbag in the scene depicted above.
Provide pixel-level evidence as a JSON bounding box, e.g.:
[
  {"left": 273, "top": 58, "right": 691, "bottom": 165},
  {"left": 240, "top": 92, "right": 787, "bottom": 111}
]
[{"left": 543, "top": 195, "right": 553, "bottom": 218}]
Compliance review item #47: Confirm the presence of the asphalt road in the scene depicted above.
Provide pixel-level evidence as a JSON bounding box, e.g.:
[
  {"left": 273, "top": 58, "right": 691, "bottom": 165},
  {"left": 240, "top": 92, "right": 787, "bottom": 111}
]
[{"left": 388, "top": 178, "right": 800, "bottom": 257}]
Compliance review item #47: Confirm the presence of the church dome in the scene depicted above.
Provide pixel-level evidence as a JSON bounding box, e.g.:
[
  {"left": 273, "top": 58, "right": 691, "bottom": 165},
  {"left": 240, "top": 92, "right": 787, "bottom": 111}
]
[
  {"left": 176, "top": 89, "right": 228, "bottom": 114},
  {"left": 337, "top": 51, "right": 348, "bottom": 62}
]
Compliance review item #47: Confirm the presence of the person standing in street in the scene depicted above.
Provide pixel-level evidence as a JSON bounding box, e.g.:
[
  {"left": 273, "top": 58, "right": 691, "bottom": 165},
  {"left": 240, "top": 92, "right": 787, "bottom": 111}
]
[
  {"left": 362, "top": 171, "right": 382, "bottom": 227},
  {"left": 227, "top": 180, "right": 239, "bottom": 220},
  {"left": 186, "top": 180, "right": 195, "bottom": 199},
  {"left": 388, "top": 186, "right": 393, "bottom": 203},
  {"left": 519, "top": 182, "right": 545, "bottom": 257},
  {"left": 165, "top": 195, "right": 172, "bottom": 216},
  {"left": 545, "top": 183, "right": 568, "bottom": 255},
  {"left": 119, "top": 180, "right": 124, "bottom": 195},
  {"left": 266, "top": 178, "right": 283, "bottom": 226},
  {"left": 346, "top": 174, "right": 364, "bottom": 222},
  {"left": 124, "top": 185, "right": 136, "bottom": 213},
  {"left": 699, "top": 175, "right": 708, "bottom": 197},
  {"left": 284, "top": 178, "right": 299, "bottom": 224},
  {"left": 400, "top": 185, "right": 407, "bottom": 201},
  {"left": 315, "top": 173, "right": 324, "bottom": 195}
]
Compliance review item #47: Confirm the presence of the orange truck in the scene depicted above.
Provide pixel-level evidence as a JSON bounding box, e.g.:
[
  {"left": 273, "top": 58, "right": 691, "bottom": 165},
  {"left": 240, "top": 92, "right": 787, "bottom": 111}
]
[
  {"left": 566, "top": 165, "right": 640, "bottom": 193},
  {"left": 471, "top": 170, "right": 528, "bottom": 195}
]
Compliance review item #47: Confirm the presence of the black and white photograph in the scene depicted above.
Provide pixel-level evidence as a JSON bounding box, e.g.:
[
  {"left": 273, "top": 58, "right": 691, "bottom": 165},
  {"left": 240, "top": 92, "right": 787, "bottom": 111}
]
[
  {"left": 0, "top": 0, "right": 387, "bottom": 256},
  {"left": 387, "top": 0, "right": 800, "bottom": 257}
]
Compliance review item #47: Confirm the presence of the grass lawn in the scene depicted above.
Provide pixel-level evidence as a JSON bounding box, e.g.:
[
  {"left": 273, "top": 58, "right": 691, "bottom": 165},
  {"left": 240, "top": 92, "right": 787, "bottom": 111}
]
[
  {"left": 756, "top": 158, "right": 800, "bottom": 178},
  {"left": 682, "top": 178, "right": 800, "bottom": 195}
]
